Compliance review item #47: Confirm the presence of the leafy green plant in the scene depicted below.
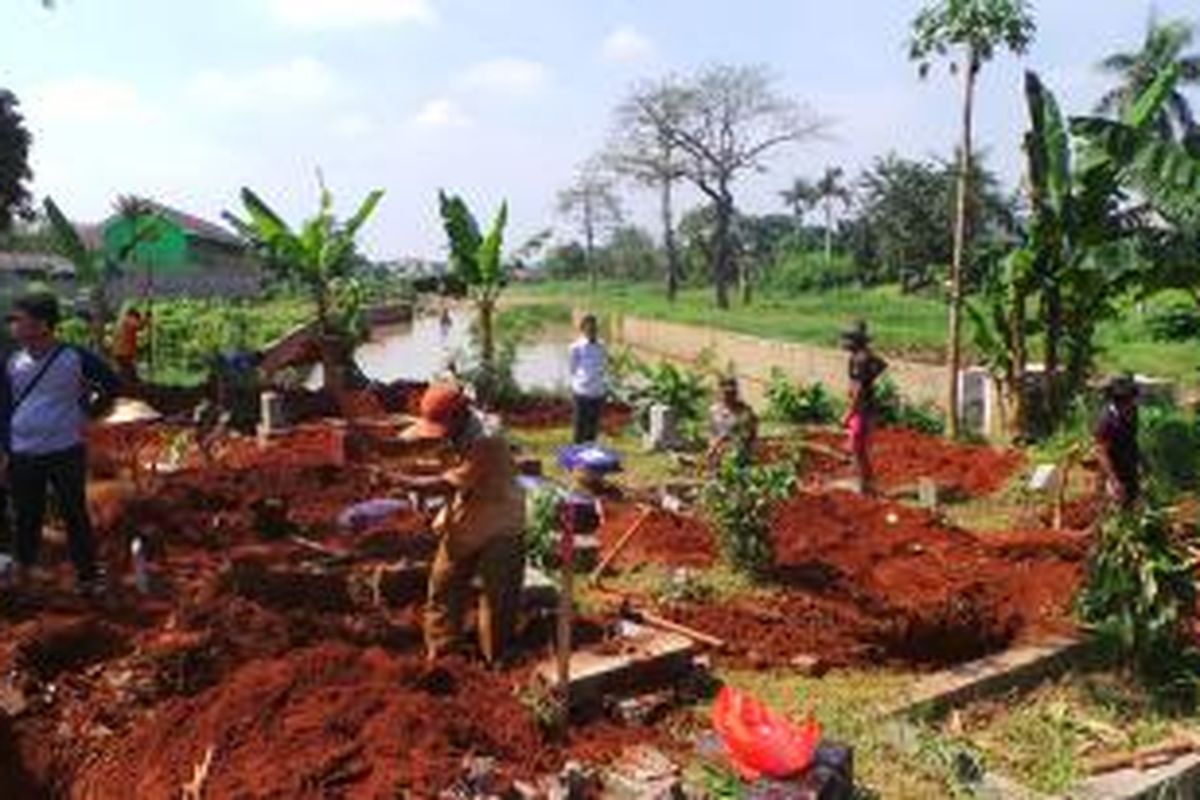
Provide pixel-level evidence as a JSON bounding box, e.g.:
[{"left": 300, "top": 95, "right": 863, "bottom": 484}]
[
  {"left": 1140, "top": 405, "right": 1200, "bottom": 494},
  {"left": 628, "top": 360, "right": 709, "bottom": 436},
  {"left": 439, "top": 192, "right": 509, "bottom": 403},
  {"left": 1077, "top": 504, "right": 1198, "bottom": 690},
  {"left": 765, "top": 369, "right": 843, "bottom": 425},
  {"left": 458, "top": 305, "right": 553, "bottom": 408},
  {"left": 702, "top": 456, "right": 796, "bottom": 577},
  {"left": 873, "top": 377, "right": 946, "bottom": 436},
  {"left": 898, "top": 400, "right": 947, "bottom": 436},
  {"left": 524, "top": 485, "right": 562, "bottom": 570},
  {"left": 1146, "top": 305, "right": 1200, "bottom": 342},
  {"left": 227, "top": 176, "right": 383, "bottom": 392}
]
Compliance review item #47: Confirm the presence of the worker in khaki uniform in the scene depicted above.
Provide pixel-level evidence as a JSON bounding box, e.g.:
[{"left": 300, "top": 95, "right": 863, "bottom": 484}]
[{"left": 397, "top": 383, "right": 526, "bottom": 664}]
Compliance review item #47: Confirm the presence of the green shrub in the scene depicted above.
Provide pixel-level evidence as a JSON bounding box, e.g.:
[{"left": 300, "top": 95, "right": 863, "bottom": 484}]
[
  {"left": 1077, "top": 504, "right": 1198, "bottom": 692},
  {"left": 1140, "top": 406, "right": 1200, "bottom": 494},
  {"left": 524, "top": 486, "right": 562, "bottom": 570},
  {"left": 897, "top": 400, "right": 946, "bottom": 436},
  {"left": 1146, "top": 305, "right": 1200, "bottom": 343},
  {"left": 765, "top": 369, "right": 843, "bottom": 425},
  {"left": 702, "top": 456, "right": 796, "bottom": 578},
  {"left": 628, "top": 360, "right": 710, "bottom": 435},
  {"left": 461, "top": 305, "right": 554, "bottom": 407},
  {"left": 875, "top": 377, "right": 945, "bottom": 435},
  {"left": 761, "top": 251, "right": 858, "bottom": 295}
]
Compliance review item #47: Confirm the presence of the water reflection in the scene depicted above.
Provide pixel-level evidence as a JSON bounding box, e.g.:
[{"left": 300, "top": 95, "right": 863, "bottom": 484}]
[{"left": 309, "top": 309, "right": 574, "bottom": 391}]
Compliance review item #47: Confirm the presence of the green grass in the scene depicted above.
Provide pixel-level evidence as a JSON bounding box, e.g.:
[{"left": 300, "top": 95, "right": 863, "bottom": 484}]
[
  {"left": 513, "top": 280, "right": 1200, "bottom": 390},
  {"left": 515, "top": 280, "right": 949, "bottom": 362},
  {"left": 926, "top": 671, "right": 1200, "bottom": 795}
]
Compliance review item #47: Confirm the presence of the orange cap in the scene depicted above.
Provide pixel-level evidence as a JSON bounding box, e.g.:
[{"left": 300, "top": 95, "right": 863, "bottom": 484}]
[{"left": 406, "top": 383, "right": 469, "bottom": 440}]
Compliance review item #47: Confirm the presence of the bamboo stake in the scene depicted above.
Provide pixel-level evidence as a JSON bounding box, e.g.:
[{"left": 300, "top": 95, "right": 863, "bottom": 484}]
[
  {"left": 589, "top": 506, "right": 653, "bottom": 586},
  {"left": 555, "top": 504, "right": 576, "bottom": 740},
  {"left": 627, "top": 607, "right": 726, "bottom": 649}
]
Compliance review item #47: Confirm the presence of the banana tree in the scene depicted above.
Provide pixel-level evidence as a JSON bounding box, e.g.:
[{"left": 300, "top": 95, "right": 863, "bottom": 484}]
[
  {"left": 44, "top": 196, "right": 165, "bottom": 353},
  {"left": 966, "top": 246, "right": 1037, "bottom": 439},
  {"left": 967, "top": 71, "right": 1148, "bottom": 438},
  {"left": 437, "top": 191, "right": 508, "bottom": 403},
  {"left": 1073, "top": 64, "right": 1200, "bottom": 310},
  {"left": 228, "top": 178, "right": 383, "bottom": 393}
]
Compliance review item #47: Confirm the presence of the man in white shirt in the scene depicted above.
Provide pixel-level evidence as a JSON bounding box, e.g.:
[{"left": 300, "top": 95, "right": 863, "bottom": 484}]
[
  {"left": 2, "top": 294, "right": 119, "bottom": 596},
  {"left": 569, "top": 314, "right": 607, "bottom": 444}
]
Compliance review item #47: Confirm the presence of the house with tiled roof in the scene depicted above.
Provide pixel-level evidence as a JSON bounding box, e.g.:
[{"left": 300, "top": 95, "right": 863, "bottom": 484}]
[{"left": 101, "top": 199, "right": 261, "bottom": 298}]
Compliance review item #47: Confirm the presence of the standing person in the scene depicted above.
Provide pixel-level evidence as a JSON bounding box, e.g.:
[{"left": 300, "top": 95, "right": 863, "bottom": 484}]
[
  {"left": 395, "top": 384, "right": 526, "bottom": 664},
  {"left": 842, "top": 321, "right": 887, "bottom": 496},
  {"left": 2, "top": 293, "right": 119, "bottom": 595},
  {"left": 1095, "top": 375, "right": 1142, "bottom": 510},
  {"left": 569, "top": 314, "right": 607, "bottom": 444},
  {"left": 707, "top": 376, "right": 759, "bottom": 471},
  {"left": 113, "top": 307, "right": 148, "bottom": 385}
]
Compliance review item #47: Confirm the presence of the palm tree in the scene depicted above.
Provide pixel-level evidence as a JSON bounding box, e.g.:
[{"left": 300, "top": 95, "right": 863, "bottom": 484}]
[
  {"left": 814, "top": 167, "right": 852, "bottom": 264},
  {"left": 1097, "top": 15, "right": 1200, "bottom": 142},
  {"left": 779, "top": 178, "right": 818, "bottom": 233},
  {"left": 910, "top": 0, "right": 1036, "bottom": 439}
]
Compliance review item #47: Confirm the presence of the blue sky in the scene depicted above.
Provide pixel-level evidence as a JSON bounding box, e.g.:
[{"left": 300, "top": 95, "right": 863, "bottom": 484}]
[{"left": 1, "top": 0, "right": 1197, "bottom": 258}]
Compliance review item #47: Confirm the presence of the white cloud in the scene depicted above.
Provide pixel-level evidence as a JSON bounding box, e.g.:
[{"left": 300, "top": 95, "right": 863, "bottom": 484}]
[
  {"left": 600, "top": 27, "right": 655, "bottom": 63},
  {"left": 267, "top": 0, "right": 435, "bottom": 29},
  {"left": 413, "top": 98, "right": 470, "bottom": 128},
  {"left": 190, "top": 57, "right": 337, "bottom": 110},
  {"left": 29, "top": 77, "right": 149, "bottom": 123},
  {"left": 458, "top": 58, "right": 549, "bottom": 96},
  {"left": 332, "top": 113, "right": 376, "bottom": 138}
]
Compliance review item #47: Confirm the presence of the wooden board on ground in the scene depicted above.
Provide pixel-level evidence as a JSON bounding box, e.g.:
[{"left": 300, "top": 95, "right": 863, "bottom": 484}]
[{"left": 533, "top": 623, "right": 695, "bottom": 710}]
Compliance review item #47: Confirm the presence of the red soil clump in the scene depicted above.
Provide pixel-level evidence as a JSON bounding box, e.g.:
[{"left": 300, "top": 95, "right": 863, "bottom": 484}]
[
  {"left": 656, "top": 491, "right": 1085, "bottom": 670},
  {"left": 501, "top": 395, "right": 632, "bottom": 432},
  {"left": 1, "top": 441, "right": 652, "bottom": 798},
  {"left": 810, "top": 427, "right": 1025, "bottom": 497},
  {"left": 597, "top": 503, "right": 716, "bottom": 569},
  {"left": 73, "top": 644, "right": 552, "bottom": 799}
]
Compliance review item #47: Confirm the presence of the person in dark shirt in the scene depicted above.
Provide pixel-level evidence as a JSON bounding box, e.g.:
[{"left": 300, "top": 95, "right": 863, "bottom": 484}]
[
  {"left": 842, "top": 321, "right": 887, "bottom": 496},
  {"left": 1094, "top": 375, "right": 1142, "bottom": 510}
]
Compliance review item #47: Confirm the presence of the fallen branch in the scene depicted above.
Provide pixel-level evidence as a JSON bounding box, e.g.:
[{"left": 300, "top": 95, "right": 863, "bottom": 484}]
[{"left": 1087, "top": 735, "right": 1200, "bottom": 776}]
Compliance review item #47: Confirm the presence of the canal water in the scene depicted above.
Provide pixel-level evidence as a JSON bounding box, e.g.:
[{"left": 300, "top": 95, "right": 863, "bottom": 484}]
[{"left": 315, "top": 309, "right": 576, "bottom": 391}]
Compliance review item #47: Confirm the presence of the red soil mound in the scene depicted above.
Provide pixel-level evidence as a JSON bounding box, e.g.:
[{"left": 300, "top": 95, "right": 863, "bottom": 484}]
[
  {"left": 74, "top": 644, "right": 552, "bottom": 799},
  {"left": 597, "top": 503, "right": 716, "bottom": 569},
  {"left": 660, "top": 491, "right": 1084, "bottom": 669},
  {"left": 502, "top": 395, "right": 632, "bottom": 433},
  {"left": 810, "top": 428, "right": 1024, "bottom": 497}
]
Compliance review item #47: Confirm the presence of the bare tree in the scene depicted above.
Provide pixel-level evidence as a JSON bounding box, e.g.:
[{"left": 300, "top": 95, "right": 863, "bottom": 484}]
[
  {"left": 605, "top": 80, "right": 690, "bottom": 301},
  {"left": 557, "top": 160, "right": 623, "bottom": 292},
  {"left": 638, "top": 65, "right": 825, "bottom": 309}
]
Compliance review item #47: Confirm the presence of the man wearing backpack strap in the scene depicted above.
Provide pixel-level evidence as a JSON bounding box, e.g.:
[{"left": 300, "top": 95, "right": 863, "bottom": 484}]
[{"left": 1, "top": 293, "right": 119, "bottom": 597}]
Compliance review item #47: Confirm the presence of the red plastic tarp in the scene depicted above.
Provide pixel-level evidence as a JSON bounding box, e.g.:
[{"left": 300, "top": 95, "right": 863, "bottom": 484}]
[{"left": 711, "top": 685, "right": 822, "bottom": 782}]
